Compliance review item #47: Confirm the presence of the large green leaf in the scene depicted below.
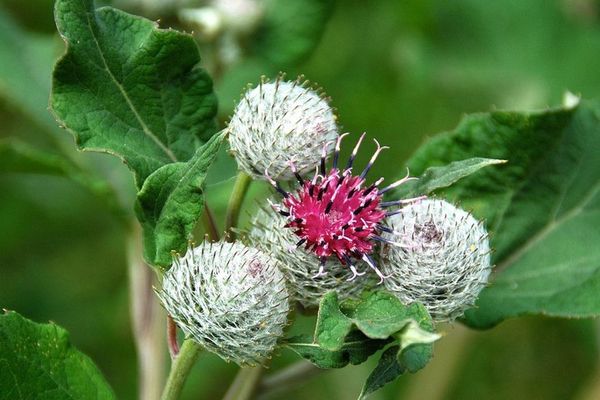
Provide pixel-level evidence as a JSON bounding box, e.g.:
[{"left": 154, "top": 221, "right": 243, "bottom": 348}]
[
  {"left": 135, "top": 131, "right": 224, "bottom": 268},
  {"left": 51, "top": 0, "right": 218, "bottom": 187},
  {"left": 0, "top": 311, "right": 115, "bottom": 400},
  {"left": 401, "top": 100, "right": 600, "bottom": 328}
]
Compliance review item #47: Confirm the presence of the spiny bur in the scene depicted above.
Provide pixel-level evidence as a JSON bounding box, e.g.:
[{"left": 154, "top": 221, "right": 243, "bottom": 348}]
[{"left": 157, "top": 242, "right": 290, "bottom": 366}]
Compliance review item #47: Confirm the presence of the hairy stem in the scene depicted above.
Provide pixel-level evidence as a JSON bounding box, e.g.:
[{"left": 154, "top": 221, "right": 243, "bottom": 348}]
[
  {"left": 223, "top": 366, "right": 265, "bottom": 400},
  {"left": 225, "top": 171, "right": 253, "bottom": 240},
  {"left": 128, "top": 224, "right": 166, "bottom": 400},
  {"left": 202, "top": 201, "right": 221, "bottom": 241},
  {"left": 161, "top": 339, "right": 203, "bottom": 400}
]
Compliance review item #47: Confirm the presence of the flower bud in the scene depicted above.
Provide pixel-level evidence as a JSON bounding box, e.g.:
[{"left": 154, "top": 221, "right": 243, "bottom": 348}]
[
  {"left": 248, "top": 206, "right": 372, "bottom": 308},
  {"left": 228, "top": 78, "right": 339, "bottom": 180},
  {"left": 379, "top": 199, "right": 491, "bottom": 321},
  {"left": 157, "top": 242, "right": 290, "bottom": 366}
]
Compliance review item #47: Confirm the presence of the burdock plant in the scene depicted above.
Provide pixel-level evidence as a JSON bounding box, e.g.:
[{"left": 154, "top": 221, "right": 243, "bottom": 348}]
[{"left": 4, "top": 1, "right": 599, "bottom": 399}]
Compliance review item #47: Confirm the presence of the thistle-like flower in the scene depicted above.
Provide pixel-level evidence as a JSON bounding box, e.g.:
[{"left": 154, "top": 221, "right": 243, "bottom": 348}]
[
  {"left": 266, "top": 133, "right": 423, "bottom": 283},
  {"left": 248, "top": 205, "right": 372, "bottom": 308},
  {"left": 156, "top": 242, "right": 290, "bottom": 366},
  {"left": 228, "top": 77, "right": 339, "bottom": 180},
  {"left": 379, "top": 199, "right": 492, "bottom": 321}
]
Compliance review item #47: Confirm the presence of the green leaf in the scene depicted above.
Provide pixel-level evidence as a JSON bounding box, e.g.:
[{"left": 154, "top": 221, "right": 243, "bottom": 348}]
[
  {"left": 0, "top": 138, "right": 75, "bottom": 175},
  {"left": 314, "top": 291, "right": 354, "bottom": 351},
  {"left": 0, "top": 7, "right": 60, "bottom": 134},
  {"left": 285, "top": 333, "right": 390, "bottom": 369},
  {"left": 0, "top": 310, "right": 115, "bottom": 400},
  {"left": 135, "top": 131, "right": 224, "bottom": 267},
  {"left": 358, "top": 345, "right": 402, "bottom": 399},
  {"left": 51, "top": 0, "right": 218, "bottom": 187},
  {"left": 290, "top": 291, "right": 438, "bottom": 374},
  {"left": 358, "top": 338, "right": 435, "bottom": 400},
  {"left": 401, "top": 100, "right": 600, "bottom": 328},
  {"left": 252, "top": 0, "right": 335, "bottom": 66},
  {"left": 315, "top": 291, "right": 439, "bottom": 350},
  {"left": 352, "top": 296, "right": 438, "bottom": 399},
  {"left": 0, "top": 139, "right": 125, "bottom": 217},
  {"left": 392, "top": 157, "right": 506, "bottom": 198}
]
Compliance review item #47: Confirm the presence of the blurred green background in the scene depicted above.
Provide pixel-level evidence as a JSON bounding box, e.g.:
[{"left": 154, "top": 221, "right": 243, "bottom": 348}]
[{"left": 1, "top": 0, "right": 600, "bottom": 399}]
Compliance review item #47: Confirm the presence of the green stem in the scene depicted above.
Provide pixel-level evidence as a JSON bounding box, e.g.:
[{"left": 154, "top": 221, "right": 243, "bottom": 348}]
[
  {"left": 160, "top": 339, "right": 203, "bottom": 400},
  {"left": 224, "top": 171, "right": 252, "bottom": 240},
  {"left": 222, "top": 366, "right": 265, "bottom": 400}
]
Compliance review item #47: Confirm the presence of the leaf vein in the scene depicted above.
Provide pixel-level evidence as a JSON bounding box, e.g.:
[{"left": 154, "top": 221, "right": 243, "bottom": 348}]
[{"left": 83, "top": 9, "right": 177, "bottom": 163}]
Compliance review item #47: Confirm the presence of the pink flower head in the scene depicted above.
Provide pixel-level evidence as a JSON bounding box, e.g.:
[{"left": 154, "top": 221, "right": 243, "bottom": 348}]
[{"left": 266, "top": 133, "right": 424, "bottom": 283}]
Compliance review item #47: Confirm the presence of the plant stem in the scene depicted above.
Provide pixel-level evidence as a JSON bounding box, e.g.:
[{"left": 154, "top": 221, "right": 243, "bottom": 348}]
[
  {"left": 224, "top": 171, "right": 253, "bottom": 240},
  {"left": 257, "top": 361, "right": 322, "bottom": 398},
  {"left": 161, "top": 339, "right": 203, "bottom": 400},
  {"left": 223, "top": 366, "right": 265, "bottom": 400},
  {"left": 128, "top": 223, "right": 166, "bottom": 400},
  {"left": 202, "top": 201, "right": 221, "bottom": 241}
]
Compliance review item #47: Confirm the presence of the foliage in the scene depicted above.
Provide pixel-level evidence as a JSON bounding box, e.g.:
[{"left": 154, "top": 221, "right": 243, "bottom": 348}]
[
  {"left": 287, "top": 291, "right": 439, "bottom": 397},
  {"left": 400, "top": 100, "right": 600, "bottom": 328},
  {"left": 136, "top": 132, "right": 224, "bottom": 267},
  {"left": 0, "top": 311, "right": 115, "bottom": 400},
  {"left": 51, "top": 0, "right": 218, "bottom": 187},
  {"left": 1, "top": 0, "right": 600, "bottom": 399}
]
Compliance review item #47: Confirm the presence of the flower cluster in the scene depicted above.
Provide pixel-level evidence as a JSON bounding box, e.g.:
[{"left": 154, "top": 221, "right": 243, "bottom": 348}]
[{"left": 158, "top": 77, "right": 493, "bottom": 366}]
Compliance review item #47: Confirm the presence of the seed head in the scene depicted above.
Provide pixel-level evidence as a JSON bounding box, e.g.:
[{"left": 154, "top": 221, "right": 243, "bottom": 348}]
[
  {"left": 156, "top": 242, "right": 290, "bottom": 366},
  {"left": 248, "top": 206, "right": 373, "bottom": 308},
  {"left": 379, "top": 199, "right": 491, "bottom": 322},
  {"left": 228, "top": 77, "right": 338, "bottom": 180},
  {"left": 267, "top": 133, "right": 423, "bottom": 283}
]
